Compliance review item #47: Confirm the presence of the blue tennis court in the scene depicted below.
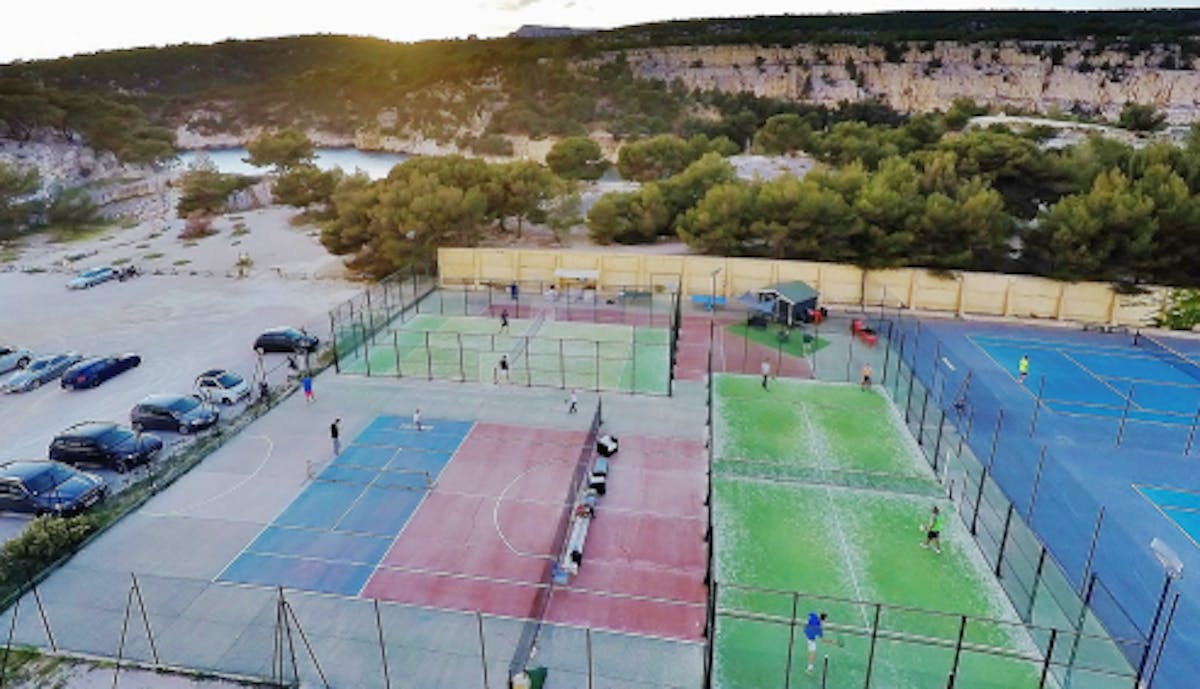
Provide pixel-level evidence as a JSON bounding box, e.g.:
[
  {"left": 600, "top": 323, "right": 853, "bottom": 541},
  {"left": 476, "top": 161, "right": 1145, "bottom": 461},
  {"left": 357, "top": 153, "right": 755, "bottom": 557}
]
[
  {"left": 218, "top": 416, "right": 473, "bottom": 596},
  {"left": 970, "top": 333, "right": 1200, "bottom": 425},
  {"left": 1138, "top": 485, "right": 1200, "bottom": 548}
]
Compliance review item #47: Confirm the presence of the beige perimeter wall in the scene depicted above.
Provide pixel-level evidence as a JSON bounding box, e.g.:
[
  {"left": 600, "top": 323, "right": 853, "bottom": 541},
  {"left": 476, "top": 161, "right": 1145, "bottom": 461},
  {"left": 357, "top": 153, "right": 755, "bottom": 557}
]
[{"left": 438, "top": 248, "right": 1169, "bottom": 327}]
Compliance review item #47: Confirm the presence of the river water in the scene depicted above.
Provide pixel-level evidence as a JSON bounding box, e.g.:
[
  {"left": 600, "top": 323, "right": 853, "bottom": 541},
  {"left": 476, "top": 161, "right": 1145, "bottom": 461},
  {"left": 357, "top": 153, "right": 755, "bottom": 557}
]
[{"left": 176, "top": 147, "right": 408, "bottom": 180}]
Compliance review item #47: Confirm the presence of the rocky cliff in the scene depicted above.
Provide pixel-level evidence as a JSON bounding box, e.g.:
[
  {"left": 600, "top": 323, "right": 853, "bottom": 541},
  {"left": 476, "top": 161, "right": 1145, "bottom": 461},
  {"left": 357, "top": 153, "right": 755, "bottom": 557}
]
[{"left": 619, "top": 41, "right": 1200, "bottom": 123}]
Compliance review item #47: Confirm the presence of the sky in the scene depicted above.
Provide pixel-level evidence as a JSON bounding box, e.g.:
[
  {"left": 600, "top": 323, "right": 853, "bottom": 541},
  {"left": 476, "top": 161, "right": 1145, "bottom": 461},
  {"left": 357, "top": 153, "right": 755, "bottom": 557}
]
[{"left": 3, "top": 0, "right": 1197, "bottom": 64}]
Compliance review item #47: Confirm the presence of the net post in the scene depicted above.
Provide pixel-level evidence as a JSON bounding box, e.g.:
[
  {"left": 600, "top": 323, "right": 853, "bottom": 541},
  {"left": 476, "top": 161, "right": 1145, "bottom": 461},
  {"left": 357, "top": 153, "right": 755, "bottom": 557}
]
[
  {"left": 783, "top": 592, "right": 799, "bottom": 689},
  {"left": 1029, "top": 375, "right": 1046, "bottom": 436},
  {"left": 1186, "top": 403, "right": 1200, "bottom": 456},
  {"left": 994, "top": 503, "right": 1015, "bottom": 578},
  {"left": 820, "top": 655, "right": 830, "bottom": 689},
  {"left": 1115, "top": 384, "right": 1135, "bottom": 446},
  {"left": 1026, "top": 445, "right": 1049, "bottom": 522},
  {"left": 1080, "top": 509, "right": 1105, "bottom": 594}
]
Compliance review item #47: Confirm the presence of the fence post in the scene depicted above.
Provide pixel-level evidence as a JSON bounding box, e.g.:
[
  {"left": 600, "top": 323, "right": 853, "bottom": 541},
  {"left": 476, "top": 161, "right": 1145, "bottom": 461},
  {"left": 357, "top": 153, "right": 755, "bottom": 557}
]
[
  {"left": 595, "top": 341, "right": 601, "bottom": 392},
  {"left": 1080, "top": 508, "right": 1105, "bottom": 593},
  {"left": 366, "top": 288, "right": 374, "bottom": 333},
  {"left": 394, "top": 331, "right": 402, "bottom": 377},
  {"left": 476, "top": 611, "right": 490, "bottom": 689},
  {"left": 1146, "top": 593, "right": 1180, "bottom": 689},
  {"left": 425, "top": 332, "right": 433, "bottom": 380},
  {"left": 881, "top": 322, "right": 893, "bottom": 386},
  {"left": 360, "top": 316, "right": 372, "bottom": 376},
  {"left": 917, "top": 388, "right": 931, "bottom": 446},
  {"left": 904, "top": 369, "right": 917, "bottom": 424},
  {"left": 947, "top": 616, "right": 968, "bottom": 689},
  {"left": 586, "top": 627, "right": 594, "bottom": 689},
  {"left": 1025, "top": 547, "right": 1048, "bottom": 622},
  {"left": 458, "top": 333, "right": 466, "bottom": 382},
  {"left": 1, "top": 597, "right": 21, "bottom": 688},
  {"left": 892, "top": 334, "right": 906, "bottom": 399},
  {"left": 1037, "top": 628, "right": 1058, "bottom": 689},
  {"left": 931, "top": 408, "right": 946, "bottom": 473},
  {"left": 375, "top": 600, "right": 392, "bottom": 689},
  {"left": 994, "top": 504, "right": 1015, "bottom": 578},
  {"left": 1186, "top": 403, "right": 1200, "bottom": 456},
  {"left": 1064, "top": 574, "right": 1098, "bottom": 688},
  {"left": 1136, "top": 573, "right": 1175, "bottom": 684},
  {"left": 525, "top": 337, "right": 532, "bottom": 387},
  {"left": 1029, "top": 375, "right": 1046, "bottom": 436},
  {"left": 784, "top": 592, "right": 799, "bottom": 689},
  {"left": 970, "top": 467, "right": 989, "bottom": 536},
  {"left": 130, "top": 573, "right": 159, "bottom": 666},
  {"left": 1026, "top": 445, "right": 1049, "bottom": 522},
  {"left": 559, "top": 339, "right": 566, "bottom": 389},
  {"left": 1115, "top": 384, "right": 1135, "bottom": 446},
  {"left": 864, "top": 603, "right": 882, "bottom": 689},
  {"left": 329, "top": 313, "right": 340, "bottom": 374},
  {"left": 986, "top": 410, "right": 1005, "bottom": 471}
]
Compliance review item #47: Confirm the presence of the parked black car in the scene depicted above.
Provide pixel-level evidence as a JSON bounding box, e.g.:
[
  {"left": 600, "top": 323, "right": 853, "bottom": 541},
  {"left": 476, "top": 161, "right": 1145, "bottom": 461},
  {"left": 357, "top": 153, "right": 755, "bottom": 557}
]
[
  {"left": 254, "top": 327, "right": 318, "bottom": 354},
  {"left": 0, "top": 461, "right": 106, "bottom": 516},
  {"left": 61, "top": 353, "right": 141, "bottom": 389},
  {"left": 49, "top": 422, "right": 162, "bottom": 473},
  {"left": 131, "top": 394, "right": 219, "bottom": 434}
]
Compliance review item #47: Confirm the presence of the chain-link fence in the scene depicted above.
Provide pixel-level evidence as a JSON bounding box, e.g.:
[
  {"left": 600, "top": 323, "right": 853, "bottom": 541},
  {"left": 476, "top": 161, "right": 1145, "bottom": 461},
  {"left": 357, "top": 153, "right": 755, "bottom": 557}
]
[
  {"left": 332, "top": 278, "right": 680, "bottom": 396},
  {"left": 871, "top": 310, "right": 1184, "bottom": 689},
  {"left": 1, "top": 577, "right": 701, "bottom": 688}
]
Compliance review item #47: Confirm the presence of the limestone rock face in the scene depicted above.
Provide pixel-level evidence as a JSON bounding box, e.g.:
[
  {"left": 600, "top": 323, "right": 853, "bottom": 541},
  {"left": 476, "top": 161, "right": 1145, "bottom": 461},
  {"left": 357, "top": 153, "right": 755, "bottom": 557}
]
[{"left": 618, "top": 41, "right": 1200, "bottom": 122}]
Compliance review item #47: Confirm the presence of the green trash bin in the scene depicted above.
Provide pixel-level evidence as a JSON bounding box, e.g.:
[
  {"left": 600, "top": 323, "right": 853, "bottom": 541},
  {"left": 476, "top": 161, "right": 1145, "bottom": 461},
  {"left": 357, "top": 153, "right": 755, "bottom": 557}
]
[{"left": 527, "top": 667, "right": 548, "bottom": 689}]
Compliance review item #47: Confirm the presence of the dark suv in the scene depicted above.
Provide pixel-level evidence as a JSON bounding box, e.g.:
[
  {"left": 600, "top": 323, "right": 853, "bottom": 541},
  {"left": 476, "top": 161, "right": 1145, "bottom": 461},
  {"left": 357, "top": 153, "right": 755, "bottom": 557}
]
[
  {"left": 0, "top": 461, "right": 106, "bottom": 516},
  {"left": 254, "top": 327, "right": 318, "bottom": 354},
  {"left": 49, "top": 422, "right": 163, "bottom": 473},
  {"left": 131, "top": 394, "right": 219, "bottom": 434}
]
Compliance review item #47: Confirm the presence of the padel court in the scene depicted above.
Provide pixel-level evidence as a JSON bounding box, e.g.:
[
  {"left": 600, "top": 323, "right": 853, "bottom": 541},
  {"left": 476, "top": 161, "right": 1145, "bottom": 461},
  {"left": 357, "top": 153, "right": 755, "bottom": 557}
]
[
  {"left": 711, "top": 376, "right": 1131, "bottom": 689},
  {"left": 338, "top": 313, "right": 671, "bottom": 394},
  {"left": 220, "top": 414, "right": 707, "bottom": 641},
  {"left": 1138, "top": 485, "right": 1200, "bottom": 548},
  {"left": 969, "top": 333, "right": 1200, "bottom": 424}
]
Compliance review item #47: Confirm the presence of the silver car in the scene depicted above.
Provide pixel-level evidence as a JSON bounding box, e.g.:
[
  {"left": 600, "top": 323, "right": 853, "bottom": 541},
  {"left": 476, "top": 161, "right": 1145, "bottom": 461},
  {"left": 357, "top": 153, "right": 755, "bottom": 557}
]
[
  {"left": 1, "top": 353, "right": 83, "bottom": 393},
  {"left": 0, "top": 346, "right": 33, "bottom": 375}
]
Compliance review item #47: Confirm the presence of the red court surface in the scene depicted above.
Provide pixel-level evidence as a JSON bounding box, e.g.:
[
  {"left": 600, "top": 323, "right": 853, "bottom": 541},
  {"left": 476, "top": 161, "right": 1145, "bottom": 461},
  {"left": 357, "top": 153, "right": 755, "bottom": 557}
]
[
  {"left": 361, "top": 423, "right": 709, "bottom": 641},
  {"left": 676, "top": 314, "right": 814, "bottom": 380}
]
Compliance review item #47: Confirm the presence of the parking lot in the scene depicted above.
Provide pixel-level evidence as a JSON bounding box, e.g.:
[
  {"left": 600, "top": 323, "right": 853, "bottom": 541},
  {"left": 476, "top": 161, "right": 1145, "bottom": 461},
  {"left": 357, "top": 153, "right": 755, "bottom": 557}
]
[{"left": 0, "top": 269, "right": 359, "bottom": 536}]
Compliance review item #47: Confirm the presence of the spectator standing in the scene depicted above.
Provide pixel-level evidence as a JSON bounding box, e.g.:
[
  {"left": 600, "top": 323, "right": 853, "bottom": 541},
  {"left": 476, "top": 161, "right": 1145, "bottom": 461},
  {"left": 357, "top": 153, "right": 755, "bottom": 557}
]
[
  {"left": 330, "top": 418, "right": 341, "bottom": 455},
  {"left": 413, "top": 408, "right": 423, "bottom": 431},
  {"left": 761, "top": 360, "right": 771, "bottom": 390},
  {"left": 568, "top": 389, "right": 578, "bottom": 414}
]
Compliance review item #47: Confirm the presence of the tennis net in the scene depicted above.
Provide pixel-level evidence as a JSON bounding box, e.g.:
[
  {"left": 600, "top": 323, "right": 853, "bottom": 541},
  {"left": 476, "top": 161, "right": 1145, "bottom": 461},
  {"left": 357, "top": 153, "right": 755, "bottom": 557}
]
[
  {"left": 714, "top": 456, "right": 942, "bottom": 498},
  {"left": 509, "top": 396, "right": 604, "bottom": 677},
  {"left": 1136, "top": 332, "right": 1200, "bottom": 385}
]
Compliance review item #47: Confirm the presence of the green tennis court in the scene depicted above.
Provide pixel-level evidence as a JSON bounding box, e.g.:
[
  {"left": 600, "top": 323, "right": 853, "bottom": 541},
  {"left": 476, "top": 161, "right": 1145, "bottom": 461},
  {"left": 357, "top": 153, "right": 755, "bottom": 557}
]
[
  {"left": 712, "top": 376, "right": 1049, "bottom": 689},
  {"left": 336, "top": 314, "right": 670, "bottom": 394}
]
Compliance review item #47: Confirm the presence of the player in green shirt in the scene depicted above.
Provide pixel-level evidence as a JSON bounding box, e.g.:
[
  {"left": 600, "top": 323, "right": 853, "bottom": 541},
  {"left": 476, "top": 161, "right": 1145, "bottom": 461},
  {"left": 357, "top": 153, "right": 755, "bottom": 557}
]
[
  {"left": 921, "top": 505, "right": 943, "bottom": 554},
  {"left": 1018, "top": 354, "right": 1030, "bottom": 384}
]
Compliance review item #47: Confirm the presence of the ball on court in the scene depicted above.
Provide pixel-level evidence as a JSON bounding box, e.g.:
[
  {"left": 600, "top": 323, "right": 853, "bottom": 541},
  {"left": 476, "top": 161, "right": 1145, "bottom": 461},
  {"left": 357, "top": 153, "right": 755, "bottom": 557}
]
[{"left": 919, "top": 523, "right": 925, "bottom": 531}]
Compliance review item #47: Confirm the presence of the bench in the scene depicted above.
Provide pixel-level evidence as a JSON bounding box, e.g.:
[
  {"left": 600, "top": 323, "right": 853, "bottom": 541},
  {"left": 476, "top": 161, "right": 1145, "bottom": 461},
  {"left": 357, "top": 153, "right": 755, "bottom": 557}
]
[
  {"left": 691, "top": 294, "right": 727, "bottom": 311},
  {"left": 563, "top": 501, "right": 595, "bottom": 575}
]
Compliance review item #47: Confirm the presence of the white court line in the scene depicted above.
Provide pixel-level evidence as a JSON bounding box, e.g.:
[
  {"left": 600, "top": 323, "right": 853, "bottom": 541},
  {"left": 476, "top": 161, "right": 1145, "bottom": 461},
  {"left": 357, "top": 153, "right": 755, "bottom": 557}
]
[
  {"left": 492, "top": 459, "right": 566, "bottom": 562},
  {"left": 1057, "top": 349, "right": 1144, "bottom": 409},
  {"left": 145, "top": 434, "right": 276, "bottom": 518},
  {"left": 799, "top": 401, "right": 872, "bottom": 627}
]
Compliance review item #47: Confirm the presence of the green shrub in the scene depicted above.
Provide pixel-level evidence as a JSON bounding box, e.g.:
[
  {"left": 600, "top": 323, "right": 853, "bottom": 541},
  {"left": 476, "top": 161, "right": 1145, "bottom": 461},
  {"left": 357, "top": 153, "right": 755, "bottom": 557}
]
[{"left": 0, "top": 515, "right": 96, "bottom": 586}]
